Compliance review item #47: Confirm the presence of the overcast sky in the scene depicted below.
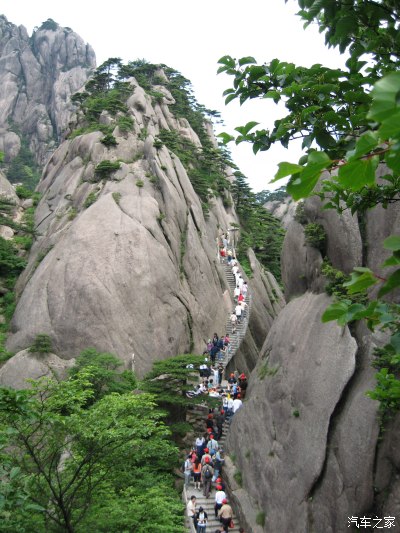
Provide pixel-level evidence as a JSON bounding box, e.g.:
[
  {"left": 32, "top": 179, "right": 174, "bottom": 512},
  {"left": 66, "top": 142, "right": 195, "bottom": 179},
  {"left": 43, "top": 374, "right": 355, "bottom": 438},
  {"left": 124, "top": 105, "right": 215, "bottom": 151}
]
[{"left": 0, "top": 0, "right": 346, "bottom": 191}]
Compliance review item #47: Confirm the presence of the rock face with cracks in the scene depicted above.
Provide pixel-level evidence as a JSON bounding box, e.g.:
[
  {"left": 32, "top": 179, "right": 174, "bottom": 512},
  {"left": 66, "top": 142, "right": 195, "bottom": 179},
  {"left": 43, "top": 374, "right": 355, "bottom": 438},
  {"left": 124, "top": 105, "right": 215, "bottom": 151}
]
[
  {"left": 0, "top": 16, "right": 95, "bottom": 167},
  {"left": 6, "top": 73, "right": 277, "bottom": 377},
  {"left": 226, "top": 293, "right": 380, "bottom": 533},
  {"left": 225, "top": 168, "right": 399, "bottom": 531}
]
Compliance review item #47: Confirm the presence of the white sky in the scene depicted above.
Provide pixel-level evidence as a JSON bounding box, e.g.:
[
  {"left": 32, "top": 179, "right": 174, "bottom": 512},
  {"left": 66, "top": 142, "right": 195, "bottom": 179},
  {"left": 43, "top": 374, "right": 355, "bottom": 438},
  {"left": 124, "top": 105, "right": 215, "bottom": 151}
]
[{"left": 0, "top": 0, "right": 346, "bottom": 192}]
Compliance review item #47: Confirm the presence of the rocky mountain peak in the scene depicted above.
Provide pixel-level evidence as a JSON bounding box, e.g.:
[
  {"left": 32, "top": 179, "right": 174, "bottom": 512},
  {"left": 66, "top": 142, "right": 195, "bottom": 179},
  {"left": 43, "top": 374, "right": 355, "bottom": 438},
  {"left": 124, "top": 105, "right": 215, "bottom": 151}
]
[{"left": 0, "top": 15, "right": 95, "bottom": 179}]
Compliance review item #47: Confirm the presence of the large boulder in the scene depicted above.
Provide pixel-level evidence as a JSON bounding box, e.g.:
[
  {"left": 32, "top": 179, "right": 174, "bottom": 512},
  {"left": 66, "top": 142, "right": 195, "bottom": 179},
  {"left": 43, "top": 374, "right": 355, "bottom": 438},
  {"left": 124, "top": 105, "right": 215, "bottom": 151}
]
[
  {"left": 303, "top": 192, "right": 362, "bottom": 274},
  {"left": 7, "top": 74, "right": 278, "bottom": 377},
  {"left": 281, "top": 220, "right": 324, "bottom": 300},
  {"left": 0, "top": 349, "right": 75, "bottom": 389},
  {"left": 226, "top": 292, "right": 358, "bottom": 532}
]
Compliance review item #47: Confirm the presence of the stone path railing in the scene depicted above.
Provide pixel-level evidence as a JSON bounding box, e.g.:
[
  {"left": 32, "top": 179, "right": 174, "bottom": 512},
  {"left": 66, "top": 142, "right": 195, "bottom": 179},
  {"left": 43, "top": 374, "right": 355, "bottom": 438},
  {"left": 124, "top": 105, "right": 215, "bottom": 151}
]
[{"left": 218, "top": 261, "right": 252, "bottom": 371}]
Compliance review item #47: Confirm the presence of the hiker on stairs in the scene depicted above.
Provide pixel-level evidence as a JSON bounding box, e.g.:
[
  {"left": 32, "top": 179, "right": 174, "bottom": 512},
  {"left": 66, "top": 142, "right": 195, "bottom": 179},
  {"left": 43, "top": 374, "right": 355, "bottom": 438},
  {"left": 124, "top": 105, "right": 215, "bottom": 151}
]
[
  {"left": 230, "top": 311, "right": 237, "bottom": 333},
  {"left": 214, "top": 484, "right": 226, "bottom": 519},
  {"left": 201, "top": 457, "right": 214, "bottom": 498},
  {"left": 208, "top": 434, "right": 219, "bottom": 456},
  {"left": 215, "top": 410, "right": 225, "bottom": 440},
  {"left": 184, "top": 455, "right": 193, "bottom": 488},
  {"left": 187, "top": 495, "right": 197, "bottom": 528},
  {"left": 195, "top": 506, "right": 208, "bottom": 532},
  {"left": 196, "top": 435, "right": 206, "bottom": 458},
  {"left": 218, "top": 499, "right": 233, "bottom": 532},
  {"left": 201, "top": 448, "right": 212, "bottom": 466},
  {"left": 235, "top": 303, "right": 242, "bottom": 324},
  {"left": 212, "top": 448, "right": 224, "bottom": 482},
  {"left": 193, "top": 458, "right": 202, "bottom": 490}
]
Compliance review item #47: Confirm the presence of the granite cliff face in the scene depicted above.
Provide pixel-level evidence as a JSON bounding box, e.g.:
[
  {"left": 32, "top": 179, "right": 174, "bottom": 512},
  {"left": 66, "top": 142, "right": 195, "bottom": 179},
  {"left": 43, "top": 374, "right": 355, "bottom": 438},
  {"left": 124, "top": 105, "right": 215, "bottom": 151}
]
[
  {"left": 3, "top": 65, "right": 281, "bottom": 379},
  {"left": 0, "top": 16, "right": 95, "bottom": 168},
  {"left": 225, "top": 173, "right": 400, "bottom": 532}
]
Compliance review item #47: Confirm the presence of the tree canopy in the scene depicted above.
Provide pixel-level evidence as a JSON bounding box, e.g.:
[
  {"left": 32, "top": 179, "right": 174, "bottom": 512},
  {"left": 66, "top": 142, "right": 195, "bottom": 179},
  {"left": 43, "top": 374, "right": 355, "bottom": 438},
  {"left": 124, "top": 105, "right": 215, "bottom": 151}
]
[{"left": 0, "top": 351, "right": 182, "bottom": 532}]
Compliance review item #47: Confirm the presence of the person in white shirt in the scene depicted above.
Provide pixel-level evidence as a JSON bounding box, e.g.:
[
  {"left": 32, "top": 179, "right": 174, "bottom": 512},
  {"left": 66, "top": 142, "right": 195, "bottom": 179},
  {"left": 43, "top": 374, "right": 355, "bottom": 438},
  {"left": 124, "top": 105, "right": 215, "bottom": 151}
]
[
  {"left": 230, "top": 312, "right": 237, "bottom": 332},
  {"left": 235, "top": 303, "right": 242, "bottom": 323},
  {"left": 232, "top": 395, "right": 243, "bottom": 413},
  {"left": 212, "top": 366, "right": 219, "bottom": 384},
  {"left": 187, "top": 495, "right": 197, "bottom": 528},
  {"left": 214, "top": 485, "right": 226, "bottom": 518},
  {"left": 233, "top": 285, "right": 240, "bottom": 302},
  {"left": 232, "top": 265, "right": 239, "bottom": 276}
]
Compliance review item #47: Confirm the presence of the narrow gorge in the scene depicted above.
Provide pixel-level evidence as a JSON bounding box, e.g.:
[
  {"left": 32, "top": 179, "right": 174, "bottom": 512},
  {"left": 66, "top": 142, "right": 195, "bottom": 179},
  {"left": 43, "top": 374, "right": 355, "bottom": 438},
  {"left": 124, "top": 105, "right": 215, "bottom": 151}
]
[{"left": 0, "top": 7, "right": 399, "bottom": 533}]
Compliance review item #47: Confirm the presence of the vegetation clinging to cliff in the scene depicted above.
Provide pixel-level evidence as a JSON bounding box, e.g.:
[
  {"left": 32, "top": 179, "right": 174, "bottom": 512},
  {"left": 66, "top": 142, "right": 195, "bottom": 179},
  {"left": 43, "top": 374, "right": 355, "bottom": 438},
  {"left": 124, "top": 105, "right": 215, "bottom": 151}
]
[{"left": 232, "top": 171, "right": 284, "bottom": 281}]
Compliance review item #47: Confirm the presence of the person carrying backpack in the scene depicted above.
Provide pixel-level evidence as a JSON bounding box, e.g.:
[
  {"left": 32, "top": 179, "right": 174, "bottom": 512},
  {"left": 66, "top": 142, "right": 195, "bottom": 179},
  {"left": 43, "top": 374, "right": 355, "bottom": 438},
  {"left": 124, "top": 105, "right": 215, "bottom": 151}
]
[{"left": 201, "top": 457, "right": 214, "bottom": 498}]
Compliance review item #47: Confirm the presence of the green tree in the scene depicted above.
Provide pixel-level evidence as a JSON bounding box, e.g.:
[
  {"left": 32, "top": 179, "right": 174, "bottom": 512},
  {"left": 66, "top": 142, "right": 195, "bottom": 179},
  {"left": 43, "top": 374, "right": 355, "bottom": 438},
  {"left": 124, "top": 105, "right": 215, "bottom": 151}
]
[
  {"left": 141, "top": 353, "right": 221, "bottom": 437},
  {"left": 0, "top": 368, "right": 181, "bottom": 532},
  {"left": 69, "top": 347, "right": 136, "bottom": 402},
  {"left": 231, "top": 172, "right": 285, "bottom": 280},
  {"left": 218, "top": 0, "right": 400, "bottom": 416}
]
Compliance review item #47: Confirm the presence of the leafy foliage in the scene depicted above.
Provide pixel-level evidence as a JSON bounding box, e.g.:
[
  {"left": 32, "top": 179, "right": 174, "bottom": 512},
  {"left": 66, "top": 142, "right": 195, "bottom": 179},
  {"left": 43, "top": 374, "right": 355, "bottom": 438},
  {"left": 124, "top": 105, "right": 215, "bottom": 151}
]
[
  {"left": 0, "top": 358, "right": 181, "bottom": 532},
  {"left": 94, "top": 160, "right": 121, "bottom": 180},
  {"left": 231, "top": 172, "right": 285, "bottom": 280},
  {"left": 157, "top": 129, "right": 230, "bottom": 209},
  {"left": 4, "top": 134, "right": 40, "bottom": 190},
  {"left": 219, "top": 0, "right": 400, "bottom": 416},
  {"left": 141, "top": 354, "right": 208, "bottom": 409},
  {"left": 304, "top": 223, "right": 327, "bottom": 254},
  {"left": 38, "top": 18, "right": 58, "bottom": 31},
  {"left": 0, "top": 185, "right": 39, "bottom": 363},
  {"left": 255, "top": 186, "right": 287, "bottom": 204},
  {"left": 28, "top": 334, "right": 52, "bottom": 354},
  {"left": 69, "top": 348, "right": 136, "bottom": 403}
]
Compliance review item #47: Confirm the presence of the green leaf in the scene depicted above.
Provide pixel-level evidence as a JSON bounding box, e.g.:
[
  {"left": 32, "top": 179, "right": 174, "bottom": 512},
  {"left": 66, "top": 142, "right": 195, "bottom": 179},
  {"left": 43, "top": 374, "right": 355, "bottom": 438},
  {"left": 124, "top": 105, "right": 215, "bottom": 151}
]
[
  {"left": 348, "top": 131, "right": 379, "bottom": 160},
  {"left": 264, "top": 90, "right": 280, "bottom": 102},
  {"left": 379, "top": 110, "right": 400, "bottom": 139},
  {"left": 273, "top": 162, "right": 304, "bottom": 181},
  {"left": 384, "top": 236, "right": 400, "bottom": 252},
  {"left": 338, "top": 157, "right": 378, "bottom": 190},
  {"left": 287, "top": 171, "right": 320, "bottom": 200},
  {"left": 287, "top": 151, "right": 331, "bottom": 200},
  {"left": 225, "top": 93, "right": 237, "bottom": 105},
  {"left": 383, "top": 251, "right": 400, "bottom": 267},
  {"left": 343, "top": 267, "right": 378, "bottom": 293},
  {"left": 315, "top": 130, "right": 336, "bottom": 149},
  {"left": 322, "top": 302, "right": 349, "bottom": 322},
  {"left": 217, "top": 132, "right": 235, "bottom": 144},
  {"left": 368, "top": 72, "right": 400, "bottom": 122},
  {"left": 378, "top": 269, "right": 400, "bottom": 297},
  {"left": 238, "top": 56, "right": 257, "bottom": 66},
  {"left": 385, "top": 146, "right": 400, "bottom": 172},
  {"left": 217, "top": 55, "right": 236, "bottom": 67},
  {"left": 234, "top": 121, "right": 259, "bottom": 136}
]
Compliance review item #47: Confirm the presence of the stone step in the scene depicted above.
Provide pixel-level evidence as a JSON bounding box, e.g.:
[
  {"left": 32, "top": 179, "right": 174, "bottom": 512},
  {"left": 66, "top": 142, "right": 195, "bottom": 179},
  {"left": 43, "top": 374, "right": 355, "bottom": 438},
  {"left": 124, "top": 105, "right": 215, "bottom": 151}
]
[{"left": 185, "top": 487, "right": 240, "bottom": 532}]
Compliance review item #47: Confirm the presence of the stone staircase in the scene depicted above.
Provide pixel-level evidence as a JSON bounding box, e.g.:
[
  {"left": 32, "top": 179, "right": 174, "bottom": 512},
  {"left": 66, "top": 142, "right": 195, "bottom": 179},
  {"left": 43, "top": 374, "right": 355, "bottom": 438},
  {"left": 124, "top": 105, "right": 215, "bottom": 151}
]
[
  {"left": 184, "top": 258, "right": 251, "bottom": 532},
  {"left": 217, "top": 262, "right": 252, "bottom": 371}
]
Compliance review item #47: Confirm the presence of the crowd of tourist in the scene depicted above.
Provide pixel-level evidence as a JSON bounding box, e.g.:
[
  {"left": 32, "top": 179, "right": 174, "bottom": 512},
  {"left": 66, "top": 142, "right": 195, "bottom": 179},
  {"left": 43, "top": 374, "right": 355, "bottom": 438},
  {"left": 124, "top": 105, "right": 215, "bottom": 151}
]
[
  {"left": 185, "top": 383, "right": 247, "bottom": 533},
  {"left": 184, "top": 233, "right": 250, "bottom": 532}
]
